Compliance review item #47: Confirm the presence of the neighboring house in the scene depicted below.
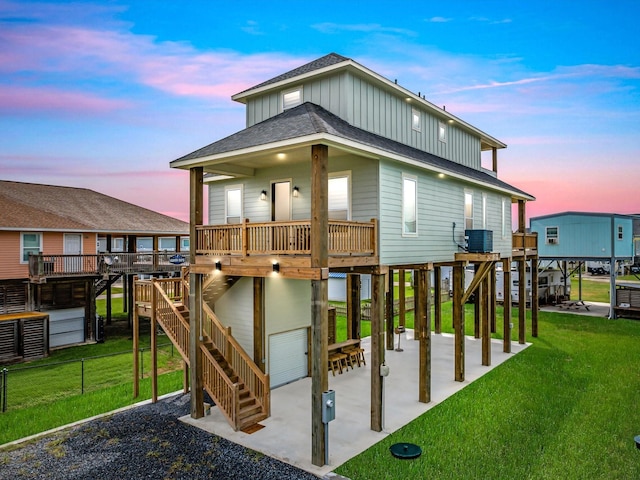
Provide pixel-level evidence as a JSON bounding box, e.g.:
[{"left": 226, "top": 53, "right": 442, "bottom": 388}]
[
  {"left": 138, "top": 53, "right": 537, "bottom": 466},
  {"left": 0, "top": 180, "right": 189, "bottom": 361},
  {"left": 531, "top": 211, "right": 638, "bottom": 318}
]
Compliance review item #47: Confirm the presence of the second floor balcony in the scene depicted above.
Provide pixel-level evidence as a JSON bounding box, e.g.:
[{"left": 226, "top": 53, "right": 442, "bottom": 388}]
[{"left": 195, "top": 219, "right": 378, "bottom": 270}]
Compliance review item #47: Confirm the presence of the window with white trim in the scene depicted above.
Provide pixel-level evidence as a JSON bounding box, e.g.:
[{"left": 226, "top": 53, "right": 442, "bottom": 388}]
[
  {"left": 225, "top": 185, "right": 243, "bottom": 224},
  {"left": 137, "top": 237, "right": 153, "bottom": 251},
  {"left": 501, "top": 199, "right": 508, "bottom": 238},
  {"left": 159, "top": 237, "right": 177, "bottom": 251},
  {"left": 617, "top": 225, "right": 623, "bottom": 240},
  {"left": 481, "top": 193, "right": 487, "bottom": 229},
  {"left": 464, "top": 191, "right": 474, "bottom": 230},
  {"left": 402, "top": 175, "right": 417, "bottom": 235},
  {"left": 21, "top": 232, "right": 42, "bottom": 263},
  {"left": 412, "top": 108, "right": 421, "bottom": 132},
  {"left": 545, "top": 227, "right": 559, "bottom": 244},
  {"left": 329, "top": 173, "right": 350, "bottom": 220},
  {"left": 282, "top": 86, "right": 302, "bottom": 110},
  {"left": 112, "top": 237, "right": 125, "bottom": 252},
  {"left": 438, "top": 121, "right": 447, "bottom": 143}
]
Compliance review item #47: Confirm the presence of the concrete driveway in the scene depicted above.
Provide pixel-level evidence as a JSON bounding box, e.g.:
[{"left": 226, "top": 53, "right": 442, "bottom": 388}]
[{"left": 182, "top": 330, "right": 529, "bottom": 478}]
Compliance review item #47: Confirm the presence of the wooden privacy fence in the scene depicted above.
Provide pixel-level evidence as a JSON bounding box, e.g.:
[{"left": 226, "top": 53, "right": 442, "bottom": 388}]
[{"left": 196, "top": 219, "right": 377, "bottom": 257}]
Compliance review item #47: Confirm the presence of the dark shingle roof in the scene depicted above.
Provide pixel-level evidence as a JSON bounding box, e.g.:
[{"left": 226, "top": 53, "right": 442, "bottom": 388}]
[
  {"left": 235, "top": 53, "right": 349, "bottom": 96},
  {"left": 0, "top": 181, "right": 188, "bottom": 234},
  {"left": 173, "top": 103, "right": 533, "bottom": 199}
]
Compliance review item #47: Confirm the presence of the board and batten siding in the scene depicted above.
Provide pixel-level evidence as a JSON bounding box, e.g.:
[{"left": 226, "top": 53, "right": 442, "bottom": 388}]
[
  {"left": 244, "top": 70, "right": 482, "bottom": 169},
  {"left": 378, "top": 160, "right": 512, "bottom": 264},
  {"left": 208, "top": 155, "right": 378, "bottom": 225}
]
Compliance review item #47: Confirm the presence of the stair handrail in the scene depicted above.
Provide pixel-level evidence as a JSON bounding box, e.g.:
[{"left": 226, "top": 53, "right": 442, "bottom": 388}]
[
  {"left": 152, "top": 279, "right": 190, "bottom": 362},
  {"left": 200, "top": 345, "right": 241, "bottom": 429},
  {"left": 202, "top": 302, "right": 270, "bottom": 417}
]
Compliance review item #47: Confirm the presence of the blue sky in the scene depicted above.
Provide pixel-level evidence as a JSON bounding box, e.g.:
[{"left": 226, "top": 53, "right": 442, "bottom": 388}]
[{"left": 1, "top": 0, "right": 638, "bottom": 222}]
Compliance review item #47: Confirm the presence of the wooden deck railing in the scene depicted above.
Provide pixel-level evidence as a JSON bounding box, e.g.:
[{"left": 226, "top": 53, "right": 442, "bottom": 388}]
[
  {"left": 512, "top": 232, "right": 538, "bottom": 255},
  {"left": 196, "top": 219, "right": 377, "bottom": 257},
  {"left": 202, "top": 302, "right": 270, "bottom": 424},
  {"left": 28, "top": 252, "right": 189, "bottom": 279}
]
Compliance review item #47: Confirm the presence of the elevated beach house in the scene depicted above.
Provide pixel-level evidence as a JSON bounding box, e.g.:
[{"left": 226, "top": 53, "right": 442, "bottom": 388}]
[
  {"left": 137, "top": 53, "right": 537, "bottom": 466},
  {"left": 0, "top": 180, "right": 188, "bottom": 362}
]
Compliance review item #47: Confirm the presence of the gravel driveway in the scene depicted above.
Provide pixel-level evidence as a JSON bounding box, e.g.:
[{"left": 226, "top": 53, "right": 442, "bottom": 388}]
[{"left": 0, "top": 393, "right": 321, "bottom": 479}]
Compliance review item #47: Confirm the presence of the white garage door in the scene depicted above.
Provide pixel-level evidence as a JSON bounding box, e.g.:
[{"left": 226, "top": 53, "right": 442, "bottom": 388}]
[{"left": 269, "top": 328, "right": 308, "bottom": 388}]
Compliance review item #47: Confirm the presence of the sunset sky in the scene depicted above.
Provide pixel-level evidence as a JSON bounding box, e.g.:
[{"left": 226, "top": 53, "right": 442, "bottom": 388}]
[{"left": 1, "top": 0, "right": 638, "bottom": 224}]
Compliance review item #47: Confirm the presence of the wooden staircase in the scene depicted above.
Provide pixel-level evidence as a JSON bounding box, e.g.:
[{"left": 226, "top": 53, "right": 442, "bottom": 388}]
[{"left": 139, "top": 276, "right": 269, "bottom": 431}]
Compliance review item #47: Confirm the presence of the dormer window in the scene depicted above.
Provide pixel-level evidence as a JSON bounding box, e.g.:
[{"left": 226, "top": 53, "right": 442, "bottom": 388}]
[
  {"left": 282, "top": 86, "right": 302, "bottom": 110},
  {"left": 412, "top": 108, "right": 421, "bottom": 132},
  {"left": 438, "top": 121, "right": 447, "bottom": 143}
]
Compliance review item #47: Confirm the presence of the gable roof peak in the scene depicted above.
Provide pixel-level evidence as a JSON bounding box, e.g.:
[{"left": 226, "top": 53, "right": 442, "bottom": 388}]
[{"left": 233, "top": 52, "right": 351, "bottom": 99}]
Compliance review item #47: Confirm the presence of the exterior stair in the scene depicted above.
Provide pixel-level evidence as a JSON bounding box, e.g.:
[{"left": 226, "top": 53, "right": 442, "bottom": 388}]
[
  {"left": 203, "top": 274, "right": 241, "bottom": 307},
  {"left": 203, "top": 339, "right": 267, "bottom": 429}
]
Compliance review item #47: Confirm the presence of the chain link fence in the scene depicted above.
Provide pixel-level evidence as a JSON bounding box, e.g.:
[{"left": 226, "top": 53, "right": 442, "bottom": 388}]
[{"left": 0, "top": 343, "right": 177, "bottom": 413}]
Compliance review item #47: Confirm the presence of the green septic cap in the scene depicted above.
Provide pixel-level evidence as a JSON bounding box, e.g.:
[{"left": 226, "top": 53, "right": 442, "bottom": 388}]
[{"left": 390, "top": 442, "right": 422, "bottom": 459}]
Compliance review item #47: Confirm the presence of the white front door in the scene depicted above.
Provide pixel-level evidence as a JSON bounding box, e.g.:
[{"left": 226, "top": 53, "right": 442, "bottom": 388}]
[
  {"left": 272, "top": 181, "right": 291, "bottom": 221},
  {"left": 269, "top": 328, "right": 308, "bottom": 388},
  {"left": 64, "top": 233, "right": 82, "bottom": 272}
]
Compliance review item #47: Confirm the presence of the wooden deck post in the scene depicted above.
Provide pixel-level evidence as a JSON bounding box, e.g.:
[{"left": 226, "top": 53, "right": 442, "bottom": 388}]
[
  {"left": 413, "top": 269, "right": 420, "bottom": 341},
  {"left": 490, "top": 264, "right": 497, "bottom": 334},
  {"left": 189, "top": 167, "right": 204, "bottom": 419},
  {"left": 151, "top": 279, "right": 158, "bottom": 403},
  {"left": 310, "top": 144, "right": 329, "bottom": 467},
  {"left": 453, "top": 263, "right": 465, "bottom": 382},
  {"left": 418, "top": 267, "right": 431, "bottom": 403},
  {"left": 371, "top": 272, "right": 385, "bottom": 431},
  {"left": 183, "top": 362, "right": 189, "bottom": 393},
  {"left": 518, "top": 257, "right": 527, "bottom": 345},
  {"left": 253, "top": 277, "right": 266, "bottom": 372},
  {"left": 434, "top": 266, "right": 442, "bottom": 334},
  {"left": 133, "top": 276, "right": 139, "bottom": 398},
  {"left": 398, "top": 269, "right": 406, "bottom": 328},
  {"left": 386, "top": 269, "right": 394, "bottom": 350},
  {"left": 481, "top": 272, "right": 490, "bottom": 367},
  {"left": 346, "top": 274, "right": 361, "bottom": 340},
  {"left": 473, "top": 270, "right": 481, "bottom": 339},
  {"left": 531, "top": 257, "right": 539, "bottom": 338},
  {"left": 502, "top": 258, "right": 512, "bottom": 353}
]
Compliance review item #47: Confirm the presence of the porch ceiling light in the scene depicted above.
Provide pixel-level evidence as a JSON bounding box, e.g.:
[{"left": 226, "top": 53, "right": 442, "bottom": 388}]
[{"left": 260, "top": 190, "right": 267, "bottom": 201}]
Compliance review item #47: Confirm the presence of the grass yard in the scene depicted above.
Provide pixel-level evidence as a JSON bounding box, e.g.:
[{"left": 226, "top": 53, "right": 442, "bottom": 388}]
[
  {"left": 336, "top": 310, "right": 640, "bottom": 479},
  {"left": 0, "top": 296, "right": 184, "bottom": 445}
]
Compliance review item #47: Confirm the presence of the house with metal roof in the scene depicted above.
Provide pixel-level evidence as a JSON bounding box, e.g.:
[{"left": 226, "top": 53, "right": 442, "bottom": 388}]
[
  {"left": 0, "top": 180, "right": 188, "bottom": 361},
  {"left": 137, "top": 53, "right": 538, "bottom": 466},
  {"left": 530, "top": 211, "right": 639, "bottom": 318}
]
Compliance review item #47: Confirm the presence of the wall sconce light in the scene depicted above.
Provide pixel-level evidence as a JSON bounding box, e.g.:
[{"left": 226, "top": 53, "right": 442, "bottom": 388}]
[
  {"left": 215, "top": 261, "right": 222, "bottom": 271},
  {"left": 260, "top": 190, "right": 267, "bottom": 201},
  {"left": 292, "top": 186, "right": 299, "bottom": 197},
  {"left": 272, "top": 262, "right": 280, "bottom": 273}
]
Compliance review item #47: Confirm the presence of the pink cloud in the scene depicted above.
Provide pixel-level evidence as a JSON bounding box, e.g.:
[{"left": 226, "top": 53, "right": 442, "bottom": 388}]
[
  {"left": 0, "top": 86, "right": 132, "bottom": 114},
  {"left": 0, "top": 17, "right": 306, "bottom": 103}
]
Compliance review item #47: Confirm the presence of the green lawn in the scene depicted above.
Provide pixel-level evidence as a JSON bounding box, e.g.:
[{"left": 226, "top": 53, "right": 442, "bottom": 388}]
[
  {"left": 336, "top": 310, "right": 640, "bottom": 480},
  {"left": 0, "top": 296, "right": 184, "bottom": 445}
]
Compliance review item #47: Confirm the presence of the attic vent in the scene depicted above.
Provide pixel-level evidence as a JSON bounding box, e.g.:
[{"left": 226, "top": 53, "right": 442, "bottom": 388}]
[{"left": 282, "top": 87, "right": 302, "bottom": 110}]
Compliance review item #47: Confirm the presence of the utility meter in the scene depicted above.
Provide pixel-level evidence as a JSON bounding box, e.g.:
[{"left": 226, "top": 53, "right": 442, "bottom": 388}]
[{"left": 322, "top": 390, "right": 336, "bottom": 423}]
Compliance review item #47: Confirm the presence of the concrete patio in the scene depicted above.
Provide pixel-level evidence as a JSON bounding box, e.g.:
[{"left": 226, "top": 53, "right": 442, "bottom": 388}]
[{"left": 182, "top": 330, "right": 529, "bottom": 477}]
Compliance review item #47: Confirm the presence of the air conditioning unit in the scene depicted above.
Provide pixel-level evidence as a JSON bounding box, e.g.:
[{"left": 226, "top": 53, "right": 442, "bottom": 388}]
[
  {"left": 465, "top": 229, "right": 493, "bottom": 253},
  {"left": 547, "top": 238, "right": 558, "bottom": 245}
]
